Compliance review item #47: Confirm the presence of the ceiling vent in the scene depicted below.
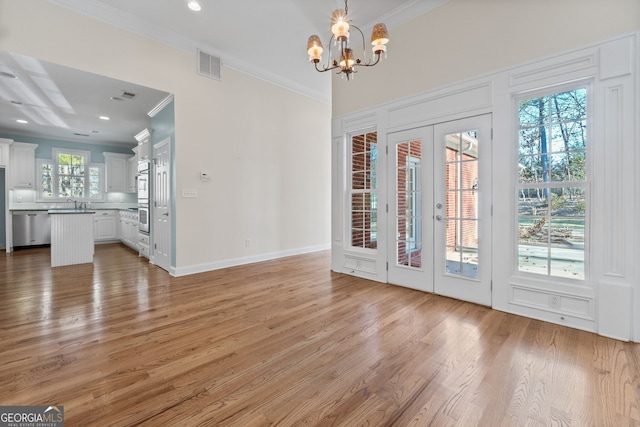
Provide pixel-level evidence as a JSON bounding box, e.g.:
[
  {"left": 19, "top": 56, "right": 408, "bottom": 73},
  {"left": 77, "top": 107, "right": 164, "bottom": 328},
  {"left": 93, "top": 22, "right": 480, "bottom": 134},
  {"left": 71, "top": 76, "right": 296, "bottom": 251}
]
[
  {"left": 198, "top": 49, "right": 222, "bottom": 81},
  {"left": 121, "top": 90, "right": 137, "bottom": 100}
]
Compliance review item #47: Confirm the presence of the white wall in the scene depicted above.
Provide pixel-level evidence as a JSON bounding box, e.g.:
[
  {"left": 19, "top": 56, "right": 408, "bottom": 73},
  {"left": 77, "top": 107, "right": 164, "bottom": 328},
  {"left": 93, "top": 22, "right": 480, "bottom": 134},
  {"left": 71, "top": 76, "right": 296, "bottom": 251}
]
[
  {"left": 332, "top": 0, "right": 640, "bottom": 116},
  {"left": 0, "top": 0, "right": 332, "bottom": 272}
]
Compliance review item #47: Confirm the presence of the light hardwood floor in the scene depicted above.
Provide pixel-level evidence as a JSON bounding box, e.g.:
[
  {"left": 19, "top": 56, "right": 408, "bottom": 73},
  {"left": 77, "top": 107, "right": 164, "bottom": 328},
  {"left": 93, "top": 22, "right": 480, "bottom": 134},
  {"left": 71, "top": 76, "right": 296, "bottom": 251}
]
[{"left": 1, "top": 244, "right": 639, "bottom": 426}]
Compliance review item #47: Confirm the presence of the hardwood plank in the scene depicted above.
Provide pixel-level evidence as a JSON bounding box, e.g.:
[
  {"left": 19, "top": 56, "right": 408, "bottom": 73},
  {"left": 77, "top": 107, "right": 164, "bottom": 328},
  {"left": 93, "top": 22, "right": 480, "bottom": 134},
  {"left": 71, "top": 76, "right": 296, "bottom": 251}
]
[{"left": 1, "top": 244, "right": 639, "bottom": 426}]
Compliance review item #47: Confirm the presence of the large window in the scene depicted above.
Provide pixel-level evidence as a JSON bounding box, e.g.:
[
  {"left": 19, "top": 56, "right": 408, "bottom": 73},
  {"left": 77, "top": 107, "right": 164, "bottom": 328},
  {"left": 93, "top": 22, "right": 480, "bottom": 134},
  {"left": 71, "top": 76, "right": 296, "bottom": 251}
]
[
  {"left": 350, "top": 131, "right": 378, "bottom": 249},
  {"left": 517, "top": 86, "right": 588, "bottom": 280},
  {"left": 38, "top": 149, "right": 103, "bottom": 201}
]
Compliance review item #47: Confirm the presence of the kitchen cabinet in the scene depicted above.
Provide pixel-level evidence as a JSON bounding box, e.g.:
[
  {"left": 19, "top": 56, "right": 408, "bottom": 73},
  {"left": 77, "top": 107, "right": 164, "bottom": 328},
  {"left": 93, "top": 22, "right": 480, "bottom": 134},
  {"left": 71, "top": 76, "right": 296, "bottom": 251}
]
[
  {"left": 10, "top": 142, "right": 38, "bottom": 189},
  {"left": 0, "top": 139, "right": 10, "bottom": 166},
  {"left": 119, "top": 210, "right": 139, "bottom": 250},
  {"left": 128, "top": 155, "right": 137, "bottom": 193},
  {"left": 94, "top": 210, "right": 118, "bottom": 242},
  {"left": 135, "top": 128, "right": 150, "bottom": 161},
  {"left": 138, "top": 232, "right": 150, "bottom": 259},
  {"left": 104, "top": 152, "right": 134, "bottom": 193}
]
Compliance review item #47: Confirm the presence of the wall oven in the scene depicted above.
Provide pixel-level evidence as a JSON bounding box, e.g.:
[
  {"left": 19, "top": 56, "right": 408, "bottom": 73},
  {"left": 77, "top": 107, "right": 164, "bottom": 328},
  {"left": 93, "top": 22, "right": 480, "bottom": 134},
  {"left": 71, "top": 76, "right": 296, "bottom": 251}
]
[
  {"left": 138, "top": 205, "right": 150, "bottom": 234},
  {"left": 137, "top": 161, "right": 150, "bottom": 234},
  {"left": 137, "top": 161, "right": 150, "bottom": 203}
]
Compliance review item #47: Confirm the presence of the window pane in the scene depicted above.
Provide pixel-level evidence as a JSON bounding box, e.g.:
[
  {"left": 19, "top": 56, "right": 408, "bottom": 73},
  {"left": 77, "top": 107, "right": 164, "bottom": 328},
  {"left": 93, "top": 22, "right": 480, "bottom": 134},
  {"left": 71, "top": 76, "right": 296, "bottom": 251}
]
[
  {"left": 40, "top": 163, "right": 54, "bottom": 198},
  {"left": 519, "top": 96, "right": 548, "bottom": 127},
  {"left": 549, "top": 121, "right": 587, "bottom": 152},
  {"left": 549, "top": 188, "right": 585, "bottom": 279},
  {"left": 549, "top": 151, "right": 586, "bottom": 182},
  {"left": 518, "top": 195, "right": 550, "bottom": 275},
  {"left": 550, "top": 88, "right": 587, "bottom": 122}
]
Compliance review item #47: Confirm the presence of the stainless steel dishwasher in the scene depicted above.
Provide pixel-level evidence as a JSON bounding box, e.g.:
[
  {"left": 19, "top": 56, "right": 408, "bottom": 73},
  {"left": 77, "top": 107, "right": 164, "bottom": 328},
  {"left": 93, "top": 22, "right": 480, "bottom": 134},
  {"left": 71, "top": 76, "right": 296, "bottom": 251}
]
[{"left": 12, "top": 210, "right": 51, "bottom": 247}]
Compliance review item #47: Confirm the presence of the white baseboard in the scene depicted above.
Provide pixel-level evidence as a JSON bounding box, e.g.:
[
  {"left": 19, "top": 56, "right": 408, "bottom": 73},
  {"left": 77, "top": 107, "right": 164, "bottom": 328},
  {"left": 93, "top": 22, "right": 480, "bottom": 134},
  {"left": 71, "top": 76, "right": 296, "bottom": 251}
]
[{"left": 171, "top": 243, "right": 331, "bottom": 277}]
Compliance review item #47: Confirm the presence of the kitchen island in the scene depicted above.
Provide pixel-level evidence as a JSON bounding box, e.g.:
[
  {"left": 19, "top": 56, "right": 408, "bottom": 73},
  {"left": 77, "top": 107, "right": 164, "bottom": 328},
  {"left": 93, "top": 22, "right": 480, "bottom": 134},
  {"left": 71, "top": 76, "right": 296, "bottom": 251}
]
[{"left": 48, "top": 209, "right": 96, "bottom": 267}]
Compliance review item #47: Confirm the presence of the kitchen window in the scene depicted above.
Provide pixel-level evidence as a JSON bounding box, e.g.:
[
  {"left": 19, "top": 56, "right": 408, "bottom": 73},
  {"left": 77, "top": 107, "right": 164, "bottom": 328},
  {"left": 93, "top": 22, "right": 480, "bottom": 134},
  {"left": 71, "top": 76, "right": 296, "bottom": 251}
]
[{"left": 38, "top": 148, "right": 104, "bottom": 201}]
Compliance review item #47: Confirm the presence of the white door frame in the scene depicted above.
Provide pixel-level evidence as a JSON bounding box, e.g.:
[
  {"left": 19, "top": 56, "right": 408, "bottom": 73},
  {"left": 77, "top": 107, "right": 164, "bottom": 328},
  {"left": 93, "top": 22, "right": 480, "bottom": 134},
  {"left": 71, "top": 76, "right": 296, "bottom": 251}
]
[{"left": 152, "top": 137, "right": 172, "bottom": 272}]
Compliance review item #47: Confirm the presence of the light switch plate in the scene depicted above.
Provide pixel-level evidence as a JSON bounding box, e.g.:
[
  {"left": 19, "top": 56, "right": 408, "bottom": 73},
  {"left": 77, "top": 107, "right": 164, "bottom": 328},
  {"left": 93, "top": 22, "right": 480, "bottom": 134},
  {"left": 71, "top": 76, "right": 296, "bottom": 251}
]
[{"left": 182, "top": 189, "right": 198, "bottom": 198}]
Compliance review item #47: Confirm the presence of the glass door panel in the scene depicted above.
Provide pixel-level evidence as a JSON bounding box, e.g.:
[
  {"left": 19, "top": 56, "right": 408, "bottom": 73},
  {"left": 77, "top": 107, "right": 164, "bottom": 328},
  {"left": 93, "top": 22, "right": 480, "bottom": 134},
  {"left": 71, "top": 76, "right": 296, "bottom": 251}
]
[
  {"left": 396, "top": 139, "right": 422, "bottom": 268},
  {"left": 434, "top": 115, "right": 492, "bottom": 306},
  {"left": 444, "top": 131, "right": 480, "bottom": 279},
  {"left": 387, "top": 127, "right": 433, "bottom": 292}
]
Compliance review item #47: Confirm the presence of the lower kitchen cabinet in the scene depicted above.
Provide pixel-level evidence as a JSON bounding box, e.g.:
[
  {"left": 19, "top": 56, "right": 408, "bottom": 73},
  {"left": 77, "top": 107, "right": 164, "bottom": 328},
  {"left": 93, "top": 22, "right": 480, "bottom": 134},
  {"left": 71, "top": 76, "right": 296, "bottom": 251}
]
[
  {"left": 119, "top": 210, "right": 139, "bottom": 250},
  {"left": 94, "top": 210, "right": 118, "bottom": 242}
]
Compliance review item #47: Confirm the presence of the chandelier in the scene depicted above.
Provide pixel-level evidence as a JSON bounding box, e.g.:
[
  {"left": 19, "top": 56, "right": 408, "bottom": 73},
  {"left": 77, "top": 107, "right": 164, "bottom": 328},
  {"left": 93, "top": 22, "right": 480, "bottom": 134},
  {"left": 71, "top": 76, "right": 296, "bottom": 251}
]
[{"left": 306, "top": 0, "right": 389, "bottom": 80}]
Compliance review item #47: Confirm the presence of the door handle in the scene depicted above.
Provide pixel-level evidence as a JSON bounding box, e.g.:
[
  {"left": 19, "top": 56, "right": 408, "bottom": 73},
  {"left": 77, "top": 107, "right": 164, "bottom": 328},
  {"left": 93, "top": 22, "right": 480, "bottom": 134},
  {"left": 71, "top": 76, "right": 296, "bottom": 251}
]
[{"left": 162, "top": 213, "right": 169, "bottom": 216}]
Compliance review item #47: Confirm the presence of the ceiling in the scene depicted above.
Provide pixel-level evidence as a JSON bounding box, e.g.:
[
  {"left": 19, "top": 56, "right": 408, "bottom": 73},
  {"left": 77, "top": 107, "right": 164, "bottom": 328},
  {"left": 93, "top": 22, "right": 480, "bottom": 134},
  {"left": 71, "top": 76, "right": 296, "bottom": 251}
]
[
  {"left": 0, "top": 51, "right": 171, "bottom": 147},
  {"left": 0, "top": 0, "right": 446, "bottom": 147}
]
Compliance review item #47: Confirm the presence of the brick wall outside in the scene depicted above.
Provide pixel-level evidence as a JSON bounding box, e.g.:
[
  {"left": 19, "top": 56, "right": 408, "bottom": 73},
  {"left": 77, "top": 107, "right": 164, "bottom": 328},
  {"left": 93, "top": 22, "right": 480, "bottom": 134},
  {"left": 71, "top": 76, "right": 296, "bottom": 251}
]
[
  {"left": 396, "top": 140, "right": 422, "bottom": 268},
  {"left": 445, "top": 148, "right": 478, "bottom": 250}
]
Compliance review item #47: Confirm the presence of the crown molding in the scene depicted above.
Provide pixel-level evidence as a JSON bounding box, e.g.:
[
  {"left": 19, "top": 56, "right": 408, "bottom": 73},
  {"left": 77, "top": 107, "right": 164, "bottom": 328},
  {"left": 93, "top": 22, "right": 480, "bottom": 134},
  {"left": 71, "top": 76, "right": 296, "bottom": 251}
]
[
  {"left": 48, "top": 0, "right": 331, "bottom": 104},
  {"left": 369, "top": 0, "right": 449, "bottom": 30}
]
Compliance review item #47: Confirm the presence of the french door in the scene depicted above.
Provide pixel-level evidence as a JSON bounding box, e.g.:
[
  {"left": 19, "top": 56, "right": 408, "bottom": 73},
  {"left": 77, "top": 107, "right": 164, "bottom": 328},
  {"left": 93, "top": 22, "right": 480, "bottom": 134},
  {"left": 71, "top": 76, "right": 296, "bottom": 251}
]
[{"left": 387, "top": 115, "right": 492, "bottom": 306}]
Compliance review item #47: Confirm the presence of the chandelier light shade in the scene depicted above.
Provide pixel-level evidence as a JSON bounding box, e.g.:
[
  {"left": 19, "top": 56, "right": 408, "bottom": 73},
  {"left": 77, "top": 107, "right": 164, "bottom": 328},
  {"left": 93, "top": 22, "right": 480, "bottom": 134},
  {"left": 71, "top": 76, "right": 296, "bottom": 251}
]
[
  {"left": 307, "top": 35, "right": 324, "bottom": 62},
  {"left": 306, "top": 0, "right": 390, "bottom": 80},
  {"left": 371, "top": 23, "right": 389, "bottom": 54}
]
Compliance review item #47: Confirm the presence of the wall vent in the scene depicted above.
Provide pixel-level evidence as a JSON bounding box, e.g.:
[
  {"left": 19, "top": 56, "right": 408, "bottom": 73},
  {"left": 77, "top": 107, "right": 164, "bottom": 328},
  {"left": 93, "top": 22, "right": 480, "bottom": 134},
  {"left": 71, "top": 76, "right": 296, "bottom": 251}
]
[
  {"left": 121, "top": 91, "right": 137, "bottom": 99},
  {"left": 198, "top": 49, "right": 222, "bottom": 81}
]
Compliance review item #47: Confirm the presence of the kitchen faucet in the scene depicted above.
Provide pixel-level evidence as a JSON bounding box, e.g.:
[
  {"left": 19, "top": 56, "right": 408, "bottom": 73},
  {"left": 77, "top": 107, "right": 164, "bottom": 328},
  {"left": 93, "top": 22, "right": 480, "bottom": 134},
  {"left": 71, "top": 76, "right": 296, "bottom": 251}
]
[{"left": 67, "top": 198, "right": 77, "bottom": 209}]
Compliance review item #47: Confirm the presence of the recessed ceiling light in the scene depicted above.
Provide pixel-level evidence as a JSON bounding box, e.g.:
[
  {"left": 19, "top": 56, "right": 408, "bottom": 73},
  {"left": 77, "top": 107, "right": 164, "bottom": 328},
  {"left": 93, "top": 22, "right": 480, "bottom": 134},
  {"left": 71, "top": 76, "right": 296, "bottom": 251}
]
[
  {"left": 16, "top": 119, "right": 28, "bottom": 124},
  {"left": 110, "top": 96, "right": 124, "bottom": 101},
  {"left": 187, "top": 1, "right": 202, "bottom": 12},
  {"left": 92, "top": 130, "right": 100, "bottom": 133},
  {"left": 0, "top": 71, "right": 17, "bottom": 79},
  {"left": 99, "top": 116, "right": 110, "bottom": 121},
  {"left": 10, "top": 100, "right": 23, "bottom": 105}
]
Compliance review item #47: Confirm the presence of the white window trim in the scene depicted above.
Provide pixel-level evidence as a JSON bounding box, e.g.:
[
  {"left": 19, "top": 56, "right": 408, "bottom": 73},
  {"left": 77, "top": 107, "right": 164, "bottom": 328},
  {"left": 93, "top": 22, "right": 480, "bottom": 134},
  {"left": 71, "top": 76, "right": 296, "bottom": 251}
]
[
  {"left": 36, "top": 148, "right": 106, "bottom": 202},
  {"left": 347, "top": 128, "right": 378, "bottom": 254},
  {"left": 512, "top": 81, "right": 593, "bottom": 285}
]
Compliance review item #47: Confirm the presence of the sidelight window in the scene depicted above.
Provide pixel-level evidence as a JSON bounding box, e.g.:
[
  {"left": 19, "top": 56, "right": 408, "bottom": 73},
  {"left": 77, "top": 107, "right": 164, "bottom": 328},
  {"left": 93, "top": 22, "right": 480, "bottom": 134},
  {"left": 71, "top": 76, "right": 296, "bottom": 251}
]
[{"left": 350, "top": 131, "right": 378, "bottom": 250}]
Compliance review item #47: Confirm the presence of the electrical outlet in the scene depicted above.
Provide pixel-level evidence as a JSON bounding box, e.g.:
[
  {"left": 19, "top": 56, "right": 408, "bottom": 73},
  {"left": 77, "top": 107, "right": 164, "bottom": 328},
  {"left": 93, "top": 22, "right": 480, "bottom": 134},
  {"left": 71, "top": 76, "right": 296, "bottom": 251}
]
[
  {"left": 182, "top": 189, "right": 198, "bottom": 198},
  {"left": 549, "top": 295, "right": 560, "bottom": 309},
  {"left": 245, "top": 239, "right": 251, "bottom": 247}
]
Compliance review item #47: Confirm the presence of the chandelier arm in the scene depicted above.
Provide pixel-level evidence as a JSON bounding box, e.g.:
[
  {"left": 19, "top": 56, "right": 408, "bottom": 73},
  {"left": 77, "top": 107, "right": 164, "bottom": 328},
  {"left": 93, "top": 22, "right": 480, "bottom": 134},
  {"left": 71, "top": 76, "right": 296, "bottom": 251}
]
[
  {"left": 314, "top": 61, "right": 340, "bottom": 73},
  {"left": 324, "top": 34, "right": 339, "bottom": 70},
  {"left": 353, "top": 53, "right": 381, "bottom": 68},
  {"left": 349, "top": 24, "right": 372, "bottom": 65}
]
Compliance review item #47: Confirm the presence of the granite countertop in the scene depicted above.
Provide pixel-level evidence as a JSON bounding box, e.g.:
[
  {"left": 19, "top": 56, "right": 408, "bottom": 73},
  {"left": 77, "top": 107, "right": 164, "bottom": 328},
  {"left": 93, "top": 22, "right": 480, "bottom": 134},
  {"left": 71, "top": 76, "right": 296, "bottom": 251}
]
[
  {"left": 11, "top": 207, "right": 137, "bottom": 212},
  {"left": 48, "top": 209, "right": 97, "bottom": 214}
]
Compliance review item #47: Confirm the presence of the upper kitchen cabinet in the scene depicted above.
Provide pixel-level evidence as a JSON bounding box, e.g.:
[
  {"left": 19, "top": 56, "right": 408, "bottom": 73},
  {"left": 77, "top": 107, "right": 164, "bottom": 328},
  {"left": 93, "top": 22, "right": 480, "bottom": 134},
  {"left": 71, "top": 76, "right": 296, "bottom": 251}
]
[
  {"left": 10, "top": 142, "right": 37, "bottom": 189},
  {"left": 0, "top": 139, "right": 11, "bottom": 166},
  {"left": 128, "top": 147, "right": 138, "bottom": 193},
  {"left": 104, "top": 152, "right": 134, "bottom": 193},
  {"left": 134, "top": 128, "right": 150, "bottom": 162}
]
